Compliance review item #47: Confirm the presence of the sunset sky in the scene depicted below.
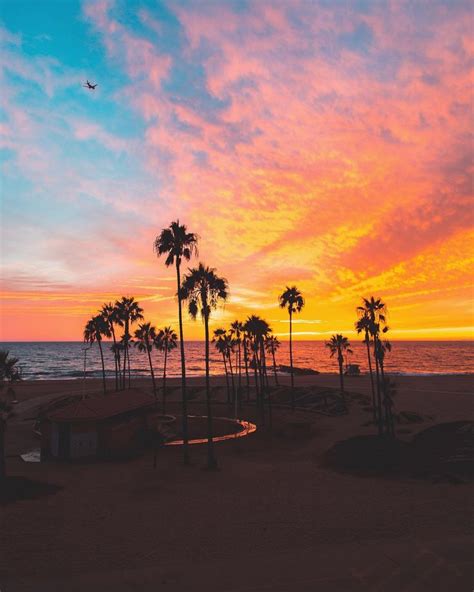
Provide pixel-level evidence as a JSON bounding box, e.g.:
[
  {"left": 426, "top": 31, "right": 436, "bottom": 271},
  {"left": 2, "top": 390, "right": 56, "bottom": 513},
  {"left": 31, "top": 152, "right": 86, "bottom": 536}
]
[{"left": 1, "top": 0, "right": 473, "bottom": 341}]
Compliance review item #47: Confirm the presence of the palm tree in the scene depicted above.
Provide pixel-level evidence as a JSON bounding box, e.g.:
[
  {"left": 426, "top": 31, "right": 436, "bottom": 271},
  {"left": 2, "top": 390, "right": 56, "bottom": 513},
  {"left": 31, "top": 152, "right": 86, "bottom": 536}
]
[
  {"left": 376, "top": 336, "right": 393, "bottom": 435},
  {"left": 230, "top": 320, "right": 244, "bottom": 403},
  {"left": 355, "top": 314, "right": 376, "bottom": 424},
  {"left": 265, "top": 335, "right": 280, "bottom": 386},
  {"left": 155, "top": 327, "right": 177, "bottom": 414},
  {"left": 242, "top": 329, "right": 251, "bottom": 401},
  {"left": 213, "top": 328, "right": 232, "bottom": 404},
  {"left": 134, "top": 322, "right": 158, "bottom": 400},
  {"left": 0, "top": 350, "right": 21, "bottom": 481},
  {"left": 84, "top": 315, "right": 110, "bottom": 395},
  {"left": 101, "top": 302, "right": 121, "bottom": 390},
  {"left": 115, "top": 297, "right": 144, "bottom": 389},
  {"left": 244, "top": 315, "right": 272, "bottom": 423},
  {"left": 181, "top": 263, "right": 228, "bottom": 470},
  {"left": 357, "top": 297, "right": 387, "bottom": 435},
  {"left": 325, "top": 334, "right": 352, "bottom": 406},
  {"left": 154, "top": 221, "right": 198, "bottom": 465},
  {"left": 278, "top": 286, "right": 304, "bottom": 403}
]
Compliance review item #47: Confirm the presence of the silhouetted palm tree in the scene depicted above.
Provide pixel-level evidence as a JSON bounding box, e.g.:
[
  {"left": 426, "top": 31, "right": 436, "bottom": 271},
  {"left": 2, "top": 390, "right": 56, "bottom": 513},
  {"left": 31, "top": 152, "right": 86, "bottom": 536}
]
[
  {"left": 325, "top": 334, "right": 352, "bottom": 406},
  {"left": 0, "top": 350, "right": 21, "bottom": 481},
  {"left": 134, "top": 322, "right": 158, "bottom": 400},
  {"left": 115, "top": 297, "right": 143, "bottom": 389},
  {"left": 376, "top": 336, "right": 393, "bottom": 434},
  {"left": 230, "top": 320, "right": 244, "bottom": 403},
  {"left": 244, "top": 315, "right": 272, "bottom": 423},
  {"left": 100, "top": 302, "right": 121, "bottom": 390},
  {"left": 357, "top": 297, "right": 387, "bottom": 435},
  {"left": 84, "top": 315, "right": 110, "bottom": 394},
  {"left": 213, "top": 328, "right": 232, "bottom": 404},
  {"left": 355, "top": 314, "right": 376, "bottom": 424},
  {"left": 154, "top": 221, "right": 198, "bottom": 465},
  {"left": 278, "top": 286, "right": 304, "bottom": 403},
  {"left": 181, "top": 263, "right": 228, "bottom": 470},
  {"left": 242, "top": 328, "right": 251, "bottom": 401},
  {"left": 155, "top": 327, "right": 177, "bottom": 414},
  {"left": 265, "top": 335, "right": 280, "bottom": 386}
]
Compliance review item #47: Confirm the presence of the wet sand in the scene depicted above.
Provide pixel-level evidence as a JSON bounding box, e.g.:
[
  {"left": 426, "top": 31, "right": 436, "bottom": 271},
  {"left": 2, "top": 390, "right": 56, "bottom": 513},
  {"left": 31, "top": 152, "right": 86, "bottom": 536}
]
[{"left": 1, "top": 374, "right": 473, "bottom": 591}]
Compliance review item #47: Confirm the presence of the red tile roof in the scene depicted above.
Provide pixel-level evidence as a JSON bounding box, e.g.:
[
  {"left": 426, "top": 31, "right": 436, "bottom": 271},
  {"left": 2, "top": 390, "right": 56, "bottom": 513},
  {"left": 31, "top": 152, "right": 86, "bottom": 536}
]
[{"left": 47, "top": 389, "right": 155, "bottom": 422}]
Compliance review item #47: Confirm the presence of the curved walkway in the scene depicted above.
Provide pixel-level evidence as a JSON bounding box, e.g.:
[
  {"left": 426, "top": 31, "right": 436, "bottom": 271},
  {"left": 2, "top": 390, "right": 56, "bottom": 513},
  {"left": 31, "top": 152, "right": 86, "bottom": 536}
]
[{"left": 165, "top": 415, "right": 257, "bottom": 446}]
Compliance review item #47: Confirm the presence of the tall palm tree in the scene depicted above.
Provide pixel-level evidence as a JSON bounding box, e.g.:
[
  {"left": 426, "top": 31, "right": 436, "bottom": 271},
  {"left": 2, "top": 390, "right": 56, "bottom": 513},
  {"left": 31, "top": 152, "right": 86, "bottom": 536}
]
[
  {"left": 100, "top": 302, "right": 121, "bottom": 390},
  {"left": 278, "top": 286, "right": 304, "bottom": 402},
  {"left": 115, "top": 297, "right": 144, "bottom": 389},
  {"left": 155, "top": 326, "right": 177, "bottom": 414},
  {"left": 325, "top": 334, "right": 352, "bottom": 405},
  {"left": 355, "top": 314, "right": 376, "bottom": 424},
  {"left": 357, "top": 297, "right": 387, "bottom": 435},
  {"left": 181, "top": 263, "right": 228, "bottom": 470},
  {"left": 265, "top": 335, "right": 281, "bottom": 386},
  {"left": 84, "top": 315, "right": 110, "bottom": 395},
  {"left": 0, "top": 350, "right": 21, "bottom": 482},
  {"left": 134, "top": 322, "right": 158, "bottom": 400},
  {"left": 154, "top": 220, "right": 198, "bottom": 465}
]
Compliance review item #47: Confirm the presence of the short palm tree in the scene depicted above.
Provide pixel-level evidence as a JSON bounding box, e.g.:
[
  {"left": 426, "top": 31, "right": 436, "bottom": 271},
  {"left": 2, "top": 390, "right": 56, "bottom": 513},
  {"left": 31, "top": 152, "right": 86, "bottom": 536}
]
[
  {"left": 265, "top": 335, "right": 280, "bottom": 386},
  {"left": 154, "top": 220, "right": 198, "bottom": 465},
  {"left": 100, "top": 302, "right": 121, "bottom": 390},
  {"left": 115, "top": 297, "right": 144, "bottom": 389},
  {"left": 229, "top": 320, "right": 244, "bottom": 401},
  {"left": 325, "top": 334, "right": 352, "bottom": 405},
  {"left": 213, "top": 328, "right": 233, "bottom": 404},
  {"left": 0, "top": 350, "right": 21, "bottom": 481},
  {"left": 244, "top": 315, "right": 272, "bottom": 423},
  {"left": 181, "top": 263, "right": 228, "bottom": 470},
  {"left": 155, "top": 326, "right": 178, "bottom": 414},
  {"left": 84, "top": 315, "right": 110, "bottom": 394},
  {"left": 134, "top": 322, "right": 158, "bottom": 400},
  {"left": 278, "top": 286, "right": 304, "bottom": 402}
]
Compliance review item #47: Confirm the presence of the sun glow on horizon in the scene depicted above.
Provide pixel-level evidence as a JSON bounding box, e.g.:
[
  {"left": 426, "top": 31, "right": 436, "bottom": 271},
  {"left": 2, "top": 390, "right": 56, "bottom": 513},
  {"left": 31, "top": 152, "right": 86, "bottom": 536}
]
[{"left": 0, "top": 1, "right": 473, "bottom": 342}]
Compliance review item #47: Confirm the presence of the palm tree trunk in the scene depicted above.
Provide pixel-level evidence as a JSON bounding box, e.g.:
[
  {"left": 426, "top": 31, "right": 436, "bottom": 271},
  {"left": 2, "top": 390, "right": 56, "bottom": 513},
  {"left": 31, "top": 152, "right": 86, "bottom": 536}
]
[
  {"left": 244, "top": 341, "right": 250, "bottom": 402},
  {"left": 176, "top": 261, "right": 190, "bottom": 465},
  {"left": 289, "top": 310, "right": 295, "bottom": 407},
  {"left": 222, "top": 353, "right": 230, "bottom": 404},
  {"left": 379, "top": 360, "right": 391, "bottom": 436},
  {"left": 98, "top": 338, "right": 106, "bottom": 395},
  {"left": 147, "top": 347, "right": 157, "bottom": 401},
  {"left": 127, "top": 349, "right": 131, "bottom": 388},
  {"left": 365, "top": 331, "right": 376, "bottom": 424},
  {"left": 110, "top": 326, "right": 118, "bottom": 391},
  {"left": 122, "top": 322, "right": 128, "bottom": 389},
  {"left": 237, "top": 341, "right": 242, "bottom": 405},
  {"left": 338, "top": 351, "right": 345, "bottom": 408},
  {"left": 204, "top": 315, "right": 217, "bottom": 469},
  {"left": 163, "top": 348, "right": 168, "bottom": 415},
  {"left": 227, "top": 351, "right": 236, "bottom": 409},
  {"left": 373, "top": 336, "right": 383, "bottom": 436},
  {"left": 272, "top": 348, "right": 279, "bottom": 386}
]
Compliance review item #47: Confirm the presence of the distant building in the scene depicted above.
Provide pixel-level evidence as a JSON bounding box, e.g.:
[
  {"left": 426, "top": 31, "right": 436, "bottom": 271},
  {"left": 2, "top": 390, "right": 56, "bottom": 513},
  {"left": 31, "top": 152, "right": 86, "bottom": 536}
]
[{"left": 41, "top": 389, "right": 157, "bottom": 460}]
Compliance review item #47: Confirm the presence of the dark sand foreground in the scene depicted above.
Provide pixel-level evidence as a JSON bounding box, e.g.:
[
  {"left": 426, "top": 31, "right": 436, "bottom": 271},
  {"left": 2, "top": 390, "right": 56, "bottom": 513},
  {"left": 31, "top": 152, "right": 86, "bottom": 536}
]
[{"left": 1, "top": 374, "right": 473, "bottom": 591}]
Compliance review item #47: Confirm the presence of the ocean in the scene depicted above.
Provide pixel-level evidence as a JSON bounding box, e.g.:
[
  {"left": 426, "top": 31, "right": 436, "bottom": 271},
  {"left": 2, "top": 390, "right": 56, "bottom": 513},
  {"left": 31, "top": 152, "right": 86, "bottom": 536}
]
[{"left": 0, "top": 341, "right": 473, "bottom": 380}]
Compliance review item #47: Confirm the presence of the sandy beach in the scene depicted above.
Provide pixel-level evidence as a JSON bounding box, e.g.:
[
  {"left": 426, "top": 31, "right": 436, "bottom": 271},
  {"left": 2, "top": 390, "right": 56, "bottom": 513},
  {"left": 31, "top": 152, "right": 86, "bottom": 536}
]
[{"left": 1, "top": 374, "right": 473, "bottom": 591}]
